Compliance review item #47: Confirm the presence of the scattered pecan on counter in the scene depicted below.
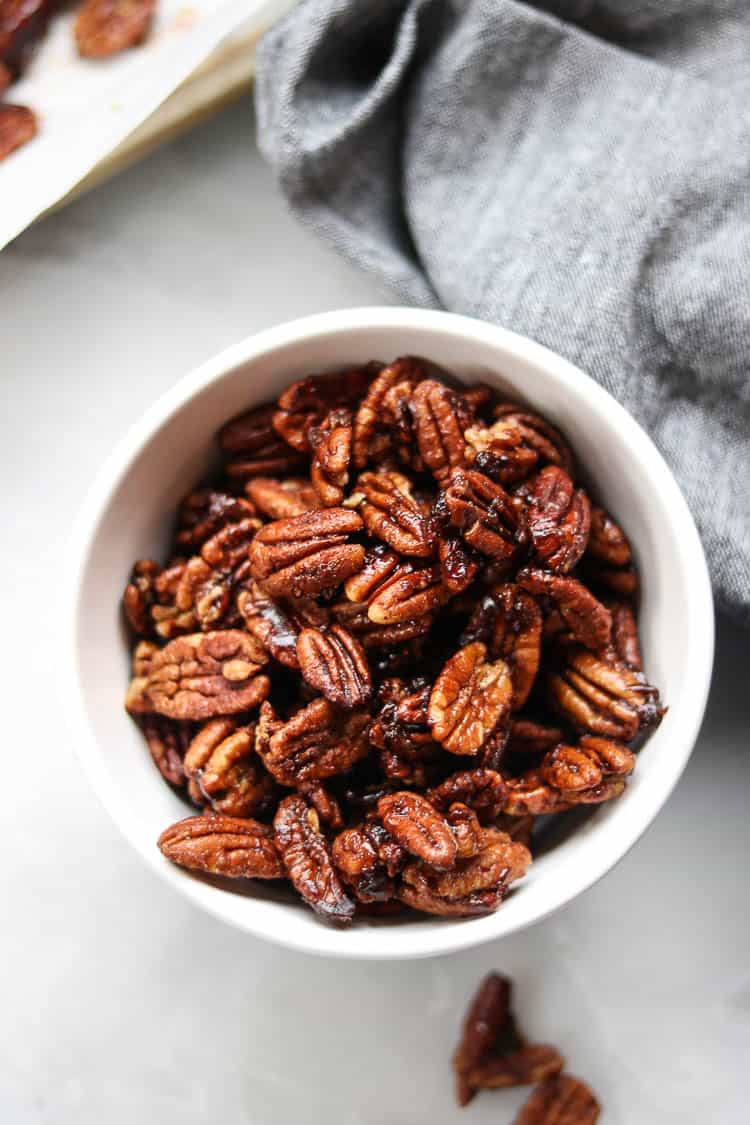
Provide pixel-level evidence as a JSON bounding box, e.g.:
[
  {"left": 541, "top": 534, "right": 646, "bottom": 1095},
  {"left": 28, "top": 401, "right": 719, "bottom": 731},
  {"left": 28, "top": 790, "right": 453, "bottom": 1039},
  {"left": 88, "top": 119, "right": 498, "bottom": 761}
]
[{"left": 123, "top": 356, "right": 664, "bottom": 927}]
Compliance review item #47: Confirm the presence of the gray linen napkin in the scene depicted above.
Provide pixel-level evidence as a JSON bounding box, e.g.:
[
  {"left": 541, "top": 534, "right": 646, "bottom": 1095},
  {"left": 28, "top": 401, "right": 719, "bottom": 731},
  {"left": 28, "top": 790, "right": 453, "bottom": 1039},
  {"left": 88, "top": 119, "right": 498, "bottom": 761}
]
[{"left": 255, "top": 0, "right": 750, "bottom": 623}]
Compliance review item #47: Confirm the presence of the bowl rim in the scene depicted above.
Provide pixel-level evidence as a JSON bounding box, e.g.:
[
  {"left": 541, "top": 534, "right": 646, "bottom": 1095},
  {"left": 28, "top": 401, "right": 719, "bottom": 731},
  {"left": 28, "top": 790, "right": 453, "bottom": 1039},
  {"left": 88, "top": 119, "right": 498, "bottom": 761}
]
[{"left": 63, "top": 307, "right": 714, "bottom": 959}]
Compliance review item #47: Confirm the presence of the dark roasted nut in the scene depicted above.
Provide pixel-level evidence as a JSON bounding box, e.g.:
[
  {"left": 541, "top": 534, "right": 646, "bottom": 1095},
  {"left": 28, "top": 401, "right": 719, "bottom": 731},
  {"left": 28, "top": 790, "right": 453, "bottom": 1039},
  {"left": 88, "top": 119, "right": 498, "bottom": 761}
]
[
  {"left": 583, "top": 506, "right": 638, "bottom": 596},
  {"left": 493, "top": 404, "right": 574, "bottom": 475},
  {"left": 398, "top": 827, "right": 530, "bottom": 916},
  {"left": 123, "top": 559, "right": 161, "bottom": 636},
  {"left": 144, "top": 630, "right": 270, "bottom": 720},
  {"left": 352, "top": 356, "right": 425, "bottom": 468},
  {"left": 248, "top": 507, "right": 365, "bottom": 598},
  {"left": 343, "top": 543, "right": 401, "bottom": 603},
  {"left": 353, "top": 470, "right": 434, "bottom": 557},
  {"left": 158, "top": 814, "right": 283, "bottom": 879},
  {"left": 512, "top": 1074, "right": 600, "bottom": 1125},
  {"left": 176, "top": 490, "right": 257, "bottom": 552},
  {"left": 256, "top": 698, "right": 370, "bottom": 786},
  {"left": 273, "top": 794, "right": 355, "bottom": 924},
  {"left": 438, "top": 533, "right": 480, "bottom": 594},
  {"left": 526, "top": 466, "right": 590, "bottom": 572},
  {"left": 297, "top": 624, "right": 372, "bottom": 707},
  {"left": 428, "top": 642, "right": 512, "bottom": 755},
  {"left": 411, "top": 379, "right": 471, "bottom": 484},
  {"left": 309, "top": 407, "right": 353, "bottom": 506},
  {"left": 136, "top": 715, "right": 190, "bottom": 787},
  {"left": 75, "top": 0, "right": 156, "bottom": 58},
  {"left": 175, "top": 518, "right": 260, "bottom": 631},
  {"left": 468, "top": 1045, "right": 564, "bottom": 1091},
  {"left": 376, "top": 791, "right": 457, "bottom": 870},
  {"left": 368, "top": 680, "right": 440, "bottom": 786},
  {"left": 367, "top": 562, "right": 445, "bottom": 625},
  {"left": 245, "top": 476, "right": 319, "bottom": 520},
  {"left": 518, "top": 567, "right": 612, "bottom": 652},
  {"left": 219, "top": 404, "right": 306, "bottom": 479},
  {"left": 237, "top": 581, "right": 328, "bottom": 669},
  {"left": 183, "top": 718, "right": 276, "bottom": 817},
  {"left": 0, "top": 103, "right": 36, "bottom": 160},
  {"left": 503, "top": 768, "right": 626, "bottom": 816},
  {"left": 427, "top": 769, "right": 508, "bottom": 823},
  {"left": 331, "top": 824, "right": 396, "bottom": 903},
  {"left": 540, "top": 736, "right": 635, "bottom": 792},
  {"left": 298, "top": 781, "right": 344, "bottom": 831},
  {"left": 453, "top": 972, "right": 513, "bottom": 1106},
  {"left": 547, "top": 647, "right": 662, "bottom": 739},
  {"left": 441, "top": 468, "right": 526, "bottom": 561},
  {"left": 272, "top": 365, "right": 378, "bottom": 454},
  {"left": 331, "top": 598, "right": 433, "bottom": 649},
  {"left": 608, "top": 600, "right": 642, "bottom": 670},
  {"left": 446, "top": 803, "right": 484, "bottom": 859},
  {"left": 465, "top": 418, "right": 539, "bottom": 485},
  {"left": 507, "top": 718, "right": 564, "bottom": 757},
  {"left": 462, "top": 586, "right": 543, "bottom": 709}
]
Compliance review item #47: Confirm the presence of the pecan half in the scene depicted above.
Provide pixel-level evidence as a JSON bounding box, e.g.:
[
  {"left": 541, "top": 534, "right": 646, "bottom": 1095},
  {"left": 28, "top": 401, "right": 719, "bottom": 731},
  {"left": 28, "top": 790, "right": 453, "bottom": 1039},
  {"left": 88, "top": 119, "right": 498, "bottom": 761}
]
[
  {"left": 468, "top": 1046, "right": 564, "bottom": 1092},
  {"left": 245, "top": 476, "right": 319, "bottom": 520},
  {"left": 461, "top": 586, "right": 543, "bottom": 709},
  {"left": 582, "top": 506, "right": 638, "bottom": 596},
  {"left": 608, "top": 600, "right": 642, "bottom": 670},
  {"left": 331, "top": 598, "right": 433, "bottom": 649},
  {"left": 441, "top": 468, "right": 525, "bottom": 560},
  {"left": 148, "top": 561, "right": 198, "bottom": 639},
  {"left": 503, "top": 769, "right": 626, "bottom": 816},
  {"left": 376, "top": 791, "right": 457, "bottom": 870},
  {"left": 518, "top": 568, "right": 612, "bottom": 652},
  {"left": 411, "top": 379, "right": 471, "bottom": 484},
  {"left": 353, "top": 470, "right": 434, "bottom": 557},
  {"left": 309, "top": 407, "right": 353, "bottom": 506},
  {"left": 123, "top": 559, "right": 161, "bottom": 636},
  {"left": 465, "top": 418, "right": 539, "bottom": 485},
  {"left": 175, "top": 518, "right": 260, "bottom": 631},
  {"left": 237, "top": 581, "right": 328, "bottom": 669},
  {"left": 136, "top": 714, "right": 190, "bottom": 787},
  {"left": 367, "top": 562, "right": 445, "bottom": 625},
  {"left": 493, "top": 404, "right": 574, "bottom": 476},
  {"left": 507, "top": 717, "right": 564, "bottom": 757},
  {"left": 75, "top": 0, "right": 155, "bottom": 58},
  {"left": 428, "top": 642, "right": 512, "bottom": 755},
  {"left": 145, "top": 630, "right": 270, "bottom": 720},
  {"left": 547, "top": 648, "right": 662, "bottom": 740},
  {"left": 351, "top": 356, "right": 425, "bottom": 468},
  {"left": 331, "top": 822, "right": 402, "bottom": 903},
  {"left": 297, "top": 624, "right": 372, "bottom": 707},
  {"left": 298, "top": 781, "right": 344, "bottom": 831},
  {"left": 183, "top": 718, "right": 276, "bottom": 817},
  {"left": 248, "top": 507, "right": 365, "bottom": 598},
  {"left": 540, "top": 736, "right": 635, "bottom": 792},
  {"left": 273, "top": 794, "right": 355, "bottom": 924},
  {"left": 0, "top": 103, "right": 37, "bottom": 160},
  {"left": 512, "top": 1074, "right": 600, "bottom": 1125},
  {"left": 438, "top": 533, "right": 480, "bottom": 594},
  {"left": 125, "top": 640, "right": 159, "bottom": 713},
  {"left": 157, "top": 814, "right": 283, "bottom": 879},
  {"left": 272, "top": 365, "right": 378, "bottom": 454},
  {"left": 427, "top": 769, "right": 508, "bottom": 823},
  {"left": 175, "top": 489, "right": 257, "bottom": 552},
  {"left": 453, "top": 972, "right": 513, "bottom": 1106},
  {"left": 526, "top": 466, "right": 590, "bottom": 572},
  {"left": 343, "top": 543, "right": 401, "bottom": 603},
  {"left": 257, "top": 698, "right": 370, "bottom": 786},
  {"left": 446, "top": 803, "right": 484, "bottom": 859},
  {"left": 219, "top": 404, "right": 306, "bottom": 480}
]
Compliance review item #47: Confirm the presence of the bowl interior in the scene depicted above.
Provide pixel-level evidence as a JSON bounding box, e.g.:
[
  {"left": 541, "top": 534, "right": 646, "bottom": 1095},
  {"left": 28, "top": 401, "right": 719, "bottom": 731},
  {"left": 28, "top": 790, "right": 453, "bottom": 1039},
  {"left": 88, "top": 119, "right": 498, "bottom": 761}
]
[{"left": 70, "top": 311, "right": 713, "bottom": 958}]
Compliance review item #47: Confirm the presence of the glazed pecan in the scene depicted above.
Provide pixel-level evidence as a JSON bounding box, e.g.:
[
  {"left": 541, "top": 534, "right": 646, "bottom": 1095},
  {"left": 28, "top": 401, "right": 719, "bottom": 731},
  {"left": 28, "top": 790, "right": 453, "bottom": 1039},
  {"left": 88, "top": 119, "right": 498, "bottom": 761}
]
[
  {"left": 125, "top": 640, "right": 160, "bottom": 714},
  {"left": 608, "top": 600, "right": 642, "bottom": 670},
  {"left": 331, "top": 598, "right": 433, "bottom": 650},
  {"left": 493, "top": 404, "right": 574, "bottom": 475},
  {"left": 440, "top": 468, "right": 525, "bottom": 561},
  {"left": 376, "top": 791, "right": 457, "bottom": 869},
  {"left": 237, "top": 581, "right": 328, "bottom": 669},
  {"left": 461, "top": 586, "right": 543, "bottom": 709},
  {"left": 331, "top": 822, "right": 400, "bottom": 903},
  {"left": 219, "top": 404, "right": 306, "bottom": 480},
  {"left": 136, "top": 714, "right": 190, "bottom": 787},
  {"left": 427, "top": 769, "right": 508, "bottom": 823},
  {"left": 353, "top": 470, "right": 434, "bottom": 557},
  {"left": 297, "top": 624, "right": 372, "bottom": 707},
  {"left": 145, "top": 630, "right": 270, "bottom": 721},
  {"left": 507, "top": 718, "right": 564, "bottom": 757},
  {"left": 583, "top": 506, "right": 638, "bottom": 596},
  {"left": 245, "top": 476, "right": 319, "bottom": 520},
  {"left": 469, "top": 1045, "right": 564, "bottom": 1092},
  {"left": 123, "top": 559, "right": 161, "bottom": 636},
  {"left": 465, "top": 418, "right": 539, "bottom": 485},
  {"left": 446, "top": 803, "right": 484, "bottom": 859},
  {"left": 518, "top": 568, "right": 612, "bottom": 652},
  {"left": 453, "top": 972, "right": 513, "bottom": 1106},
  {"left": 175, "top": 489, "right": 257, "bottom": 552},
  {"left": 343, "top": 543, "right": 401, "bottom": 603},
  {"left": 438, "top": 533, "right": 480, "bottom": 594},
  {"left": 148, "top": 561, "right": 198, "bottom": 639},
  {"left": 0, "top": 103, "right": 36, "bottom": 160},
  {"left": 526, "top": 466, "right": 590, "bottom": 572},
  {"left": 183, "top": 718, "right": 276, "bottom": 817},
  {"left": 411, "top": 379, "right": 471, "bottom": 484},
  {"left": 503, "top": 769, "right": 626, "bottom": 816},
  {"left": 512, "top": 1074, "right": 600, "bottom": 1125},
  {"left": 428, "top": 643, "right": 512, "bottom": 755},
  {"left": 272, "top": 365, "right": 378, "bottom": 454},
  {"left": 351, "top": 356, "right": 425, "bottom": 468},
  {"left": 75, "top": 0, "right": 155, "bottom": 58},
  {"left": 273, "top": 794, "right": 355, "bottom": 924},
  {"left": 248, "top": 507, "right": 364, "bottom": 598},
  {"left": 547, "top": 648, "right": 662, "bottom": 740},
  {"left": 308, "top": 407, "right": 353, "bottom": 506},
  {"left": 367, "top": 562, "right": 445, "bottom": 625},
  {"left": 256, "top": 698, "right": 370, "bottom": 786},
  {"left": 398, "top": 827, "right": 530, "bottom": 916},
  {"left": 158, "top": 814, "right": 283, "bottom": 879},
  {"left": 175, "top": 518, "right": 260, "bottom": 631},
  {"left": 540, "top": 736, "right": 635, "bottom": 792},
  {"left": 298, "top": 781, "right": 344, "bottom": 831}
]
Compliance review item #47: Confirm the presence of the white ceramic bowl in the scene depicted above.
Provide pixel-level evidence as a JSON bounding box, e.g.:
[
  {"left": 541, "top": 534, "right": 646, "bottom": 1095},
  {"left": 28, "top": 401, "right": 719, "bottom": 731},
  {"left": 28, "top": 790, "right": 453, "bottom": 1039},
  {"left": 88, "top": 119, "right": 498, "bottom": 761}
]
[{"left": 65, "top": 308, "right": 714, "bottom": 959}]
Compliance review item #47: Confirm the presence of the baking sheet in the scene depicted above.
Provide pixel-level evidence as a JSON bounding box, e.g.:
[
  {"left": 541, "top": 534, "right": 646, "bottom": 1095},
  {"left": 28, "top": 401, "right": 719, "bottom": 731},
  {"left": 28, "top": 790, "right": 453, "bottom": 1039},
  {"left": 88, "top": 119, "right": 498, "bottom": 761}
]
[{"left": 0, "top": 0, "right": 291, "bottom": 251}]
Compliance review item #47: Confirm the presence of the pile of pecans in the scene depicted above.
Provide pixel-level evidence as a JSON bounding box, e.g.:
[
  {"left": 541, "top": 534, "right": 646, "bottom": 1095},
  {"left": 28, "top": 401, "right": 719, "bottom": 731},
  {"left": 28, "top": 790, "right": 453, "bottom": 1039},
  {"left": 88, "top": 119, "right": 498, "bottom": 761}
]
[{"left": 123, "top": 357, "right": 663, "bottom": 927}]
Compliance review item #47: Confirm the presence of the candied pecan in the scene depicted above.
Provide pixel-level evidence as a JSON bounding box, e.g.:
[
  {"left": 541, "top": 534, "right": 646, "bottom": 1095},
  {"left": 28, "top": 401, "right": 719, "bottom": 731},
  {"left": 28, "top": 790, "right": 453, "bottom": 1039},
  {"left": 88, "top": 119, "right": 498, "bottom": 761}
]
[
  {"left": 158, "top": 815, "right": 283, "bottom": 879},
  {"left": 237, "top": 581, "right": 328, "bottom": 669},
  {"left": 411, "top": 378, "right": 471, "bottom": 484},
  {"left": 507, "top": 717, "right": 564, "bottom": 756},
  {"left": 1, "top": 0, "right": 54, "bottom": 75},
  {"left": 297, "top": 623, "right": 372, "bottom": 707},
  {"left": 309, "top": 407, "right": 352, "bottom": 506},
  {"left": 298, "top": 781, "right": 344, "bottom": 831},
  {"left": 441, "top": 469, "right": 525, "bottom": 560},
  {"left": 352, "top": 356, "right": 425, "bottom": 468},
  {"left": 376, "top": 791, "right": 457, "bottom": 870},
  {"left": 608, "top": 600, "right": 642, "bottom": 670},
  {"left": 583, "top": 506, "right": 638, "bottom": 596},
  {"left": 465, "top": 418, "right": 539, "bottom": 485},
  {"left": 274, "top": 794, "right": 355, "bottom": 924},
  {"left": 272, "top": 365, "right": 378, "bottom": 454},
  {"left": 518, "top": 568, "right": 612, "bottom": 652},
  {"left": 493, "top": 404, "right": 574, "bottom": 475},
  {"left": 175, "top": 518, "right": 260, "bottom": 631},
  {"left": 123, "top": 559, "right": 161, "bottom": 636},
  {"left": 427, "top": 769, "right": 508, "bottom": 823},
  {"left": 428, "top": 642, "right": 512, "bottom": 755},
  {"left": 219, "top": 404, "right": 306, "bottom": 479},
  {"left": 398, "top": 827, "right": 530, "bottom": 916},
  {"left": 526, "top": 466, "right": 590, "bottom": 572},
  {"left": 331, "top": 823, "right": 397, "bottom": 903},
  {"left": 512, "top": 1074, "right": 600, "bottom": 1125},
  {"left": 367, "top": 562, "right": 445, "bottom": 626},
  {"left": 75, "top": 0, "right": 156, "bottom": 58},
  {"left": 541, "top": 736, "right": 635, "bottom": 792},
  {"left": 145, "top": 630, "right": 270, "bottom": 721},
  {"left": 547, "top": 648, "right": 662, "bottom": 740},
  {"left": 468, "top": 1045, "right": 564, "bottom": 1091},
  {"left": 446, "top": 803, "right": 483, "bottom": 859},
  {"left": 453, "top": 972, "right": 513, "bottom": 1106},
  {"left": 353, "top": 470, "right": 434, "bottom": 558},
  {"left": 461, "top": 383, "right": 495, "bottom": 418},
  {"left": 438, "top": 533, "right": 480, "bottom": 594},
  {"left": 125, "top": 640, "right": 159, "bottom": 713},
  {"left": 248, "top": 507, "right": 365, "bottom": 598},
  {"left": 331, "top": 598, "right": 433, "bottom": 649},
  {"left": 183, "top": 718, "right": 276, "bottom": 817},
  {"left": 0, "top": 102, "right": 36, "bottom": 160},
  {"left": 256, "top": 698, "right": 370, "bottom": 786},
  {"left": 136, "top": 714, "right": 190, "bottom": 787},
  {"left": 343, "top": 543, "right": 401, "bottom": 603},
  {"left": 462, "top": 586, "right": 543, "bottom": 709},
  {"left": 245, "top": 476, "right": 319, "bottom": 520},
  {"left": 149, "top": 561, "right": 198, "bottom": 639},
  {"left": 175, "top": 489, "right": 257, "bottom": 552},
  {"left": 503, "top": 768, "right": 626, "bottom": 816}
]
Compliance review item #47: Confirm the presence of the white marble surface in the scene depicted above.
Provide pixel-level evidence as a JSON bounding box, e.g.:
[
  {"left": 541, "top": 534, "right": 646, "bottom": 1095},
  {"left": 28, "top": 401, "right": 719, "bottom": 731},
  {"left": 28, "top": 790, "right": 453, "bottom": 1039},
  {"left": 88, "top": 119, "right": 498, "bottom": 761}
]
[{"left": 2, "top": 102, "right": 748, "bottom": 1124}]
